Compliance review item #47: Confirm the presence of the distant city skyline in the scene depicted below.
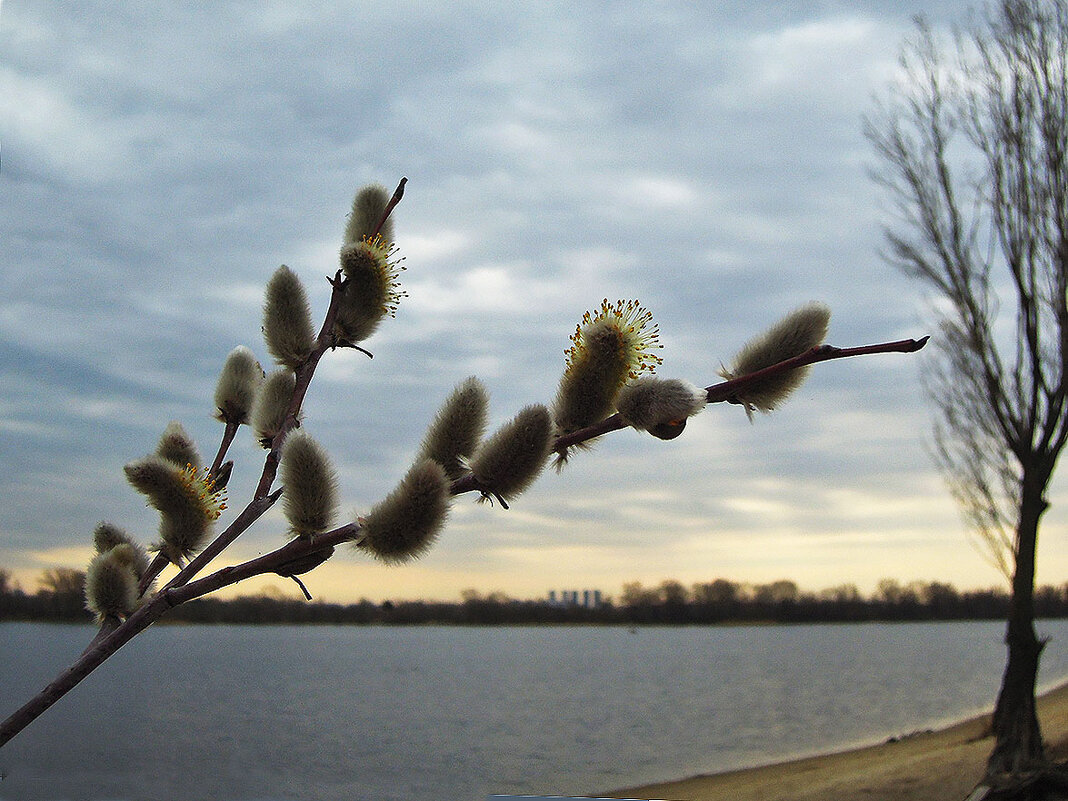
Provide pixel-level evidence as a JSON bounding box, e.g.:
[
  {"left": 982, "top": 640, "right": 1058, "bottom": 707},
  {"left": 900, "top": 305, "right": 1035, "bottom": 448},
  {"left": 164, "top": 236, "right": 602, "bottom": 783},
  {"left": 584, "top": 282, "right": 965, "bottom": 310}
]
[{"left": 3, "top": 2, "right": 1067, "bottom": 604}]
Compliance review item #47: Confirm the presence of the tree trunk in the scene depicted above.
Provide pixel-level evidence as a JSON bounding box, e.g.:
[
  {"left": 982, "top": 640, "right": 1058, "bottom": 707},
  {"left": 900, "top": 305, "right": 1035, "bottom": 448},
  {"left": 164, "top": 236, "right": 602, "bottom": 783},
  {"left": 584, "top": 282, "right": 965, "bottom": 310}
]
[{"left": 986, "top": 475, "right": 1049, "bottom": 778}]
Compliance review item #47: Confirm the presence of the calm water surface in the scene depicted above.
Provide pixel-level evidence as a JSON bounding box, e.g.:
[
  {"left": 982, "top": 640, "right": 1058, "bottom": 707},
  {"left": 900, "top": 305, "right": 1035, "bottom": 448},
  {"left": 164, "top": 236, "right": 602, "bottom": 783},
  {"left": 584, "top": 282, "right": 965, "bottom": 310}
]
[{"left": 2, "top": 621, "right": 1068, "bottom": 801}]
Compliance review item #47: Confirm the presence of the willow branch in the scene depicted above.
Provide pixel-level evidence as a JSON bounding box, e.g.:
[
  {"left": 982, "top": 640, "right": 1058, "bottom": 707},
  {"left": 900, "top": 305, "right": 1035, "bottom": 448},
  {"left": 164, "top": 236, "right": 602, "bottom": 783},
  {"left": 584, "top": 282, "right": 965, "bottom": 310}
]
[
  {"left": 704, "top": 337, "right": 929, "bottom": 403},
  {"left": 448, "top": 336, "right": 927, "bottom": 496},
  {"left": 135, "top": 420, "right": 242, "bottom": 596},
  {"left": 168, "top": 523, "right": 363, "bottom": 605},
  {"left": 209, "top": 420, "right": 240, "bottom": 477},
  {"left": 0, "top": 520, "right": 367, "bottom": 748},
  {"left": 4, "top": 494, "right": 290, "bottom": 743},
  {"left": 372, "top": 177, "right": 407, "bottom": 238},
  {"left": 549, "top": 336, "right": 928, "bottom": 460},
  {"left": 0, "top": 332, "right": 925, "bottom": 750},
  {"left": 252, "top": 269, "right": 348, "bottom": 502},
  {"left": 0, "top": 190, "right": 420, "bottom": 748}
]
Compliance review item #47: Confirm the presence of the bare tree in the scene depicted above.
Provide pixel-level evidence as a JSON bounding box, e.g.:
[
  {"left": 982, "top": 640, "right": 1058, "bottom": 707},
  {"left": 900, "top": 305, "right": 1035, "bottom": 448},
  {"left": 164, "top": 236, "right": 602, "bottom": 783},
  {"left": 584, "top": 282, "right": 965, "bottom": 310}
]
[
  {"left": 867, "top": 0, "right": 1068, "bottom": 791},
  {"left": 37, "top": 567, "right": 85, "bottom": 598}
]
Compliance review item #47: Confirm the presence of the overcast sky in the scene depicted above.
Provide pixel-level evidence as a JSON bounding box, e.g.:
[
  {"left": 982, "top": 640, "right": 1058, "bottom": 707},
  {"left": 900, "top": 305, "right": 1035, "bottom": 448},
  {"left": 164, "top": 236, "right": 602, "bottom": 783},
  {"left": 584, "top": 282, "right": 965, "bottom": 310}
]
[{"left": 3, "top": 1, "right": 1066, "bottom": 604}]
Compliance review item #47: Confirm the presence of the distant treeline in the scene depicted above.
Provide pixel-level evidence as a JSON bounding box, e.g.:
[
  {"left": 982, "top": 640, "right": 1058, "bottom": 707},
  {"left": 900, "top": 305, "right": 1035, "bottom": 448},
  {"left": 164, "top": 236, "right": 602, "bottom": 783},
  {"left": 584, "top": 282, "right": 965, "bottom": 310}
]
[{"left": 3, "top": 567, "right": 1068, "bottom": 625}]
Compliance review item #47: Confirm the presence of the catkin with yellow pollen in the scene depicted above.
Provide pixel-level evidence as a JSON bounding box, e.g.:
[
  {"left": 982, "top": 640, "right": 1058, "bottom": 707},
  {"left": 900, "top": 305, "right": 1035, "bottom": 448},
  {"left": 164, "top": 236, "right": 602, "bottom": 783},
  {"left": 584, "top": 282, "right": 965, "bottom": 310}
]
[
  {"left": 334, "top": 234, "right": 407, "bottom": 345},
  {"left": 553, "top": 299, "right": 663, "bottom": 435},
  {"left": 124, "top": 455, "right": 227, "bottom": 563}
]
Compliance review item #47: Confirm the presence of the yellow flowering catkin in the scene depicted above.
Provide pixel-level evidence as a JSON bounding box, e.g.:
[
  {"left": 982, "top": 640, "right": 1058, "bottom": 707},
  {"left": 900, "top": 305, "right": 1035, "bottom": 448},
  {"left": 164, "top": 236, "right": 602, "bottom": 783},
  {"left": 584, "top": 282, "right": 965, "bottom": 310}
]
[
  {"left": 553, "top": 300, "right": 662, "bottom": 433},
  {"left": 334, "top": 185, "right": 406, "bottom": 346},
  {"left": 124, "top": 456, "right": 225, "bottom": 561},
  {"left": 334, "top": 235, "right": 406, "bottom": 345}
]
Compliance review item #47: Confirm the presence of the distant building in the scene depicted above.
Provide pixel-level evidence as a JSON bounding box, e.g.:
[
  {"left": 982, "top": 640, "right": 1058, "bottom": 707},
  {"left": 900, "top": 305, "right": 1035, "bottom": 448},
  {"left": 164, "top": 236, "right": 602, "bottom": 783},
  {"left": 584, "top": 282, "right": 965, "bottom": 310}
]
[{"left": 547, "top": 589, "right": 603, "bottom": 609}]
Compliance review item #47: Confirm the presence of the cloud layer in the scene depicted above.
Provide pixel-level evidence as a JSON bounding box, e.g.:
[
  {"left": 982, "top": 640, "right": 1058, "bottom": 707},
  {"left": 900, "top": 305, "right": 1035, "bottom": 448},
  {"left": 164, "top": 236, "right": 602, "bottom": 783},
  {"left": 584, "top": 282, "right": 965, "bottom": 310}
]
[{"left": 3, "top": 1, "right": 1065, "bottom": 602}]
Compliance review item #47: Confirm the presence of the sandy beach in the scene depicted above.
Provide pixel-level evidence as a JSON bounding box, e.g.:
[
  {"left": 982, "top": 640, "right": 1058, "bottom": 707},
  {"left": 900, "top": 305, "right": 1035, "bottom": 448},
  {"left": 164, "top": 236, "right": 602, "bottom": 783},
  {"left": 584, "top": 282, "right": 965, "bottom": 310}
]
[{"left": 607, "top": 681, "right": 1068, "bottom": 801}]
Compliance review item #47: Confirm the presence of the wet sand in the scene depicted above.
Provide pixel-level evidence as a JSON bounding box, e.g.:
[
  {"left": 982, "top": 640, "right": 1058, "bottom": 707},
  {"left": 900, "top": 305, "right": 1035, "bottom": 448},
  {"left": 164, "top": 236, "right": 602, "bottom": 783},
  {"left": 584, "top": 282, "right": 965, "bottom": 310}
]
[{"left": 607, "top": 681, "right": 1068, "bottom": 801}]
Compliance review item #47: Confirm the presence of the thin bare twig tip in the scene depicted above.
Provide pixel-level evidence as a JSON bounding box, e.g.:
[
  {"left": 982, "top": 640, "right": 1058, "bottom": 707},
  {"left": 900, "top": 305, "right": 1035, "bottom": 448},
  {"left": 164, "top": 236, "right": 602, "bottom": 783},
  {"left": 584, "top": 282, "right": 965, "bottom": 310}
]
[{"left": 290, "top": 575, "right": 313, "bottom": 601}]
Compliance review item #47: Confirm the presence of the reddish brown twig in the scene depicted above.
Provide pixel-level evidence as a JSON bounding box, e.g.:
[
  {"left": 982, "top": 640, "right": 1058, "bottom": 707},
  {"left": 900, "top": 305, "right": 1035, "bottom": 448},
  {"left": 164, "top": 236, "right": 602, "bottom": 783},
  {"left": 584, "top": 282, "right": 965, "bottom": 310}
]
[
  {"left": 372, "top": 177, "right": 406, "bottom": 238},
  {"left": 452, "top": 336, "right": 929, "bottom": 494},
  {"left": 549, "top": 336, "right": 927, "bottom": 458}
]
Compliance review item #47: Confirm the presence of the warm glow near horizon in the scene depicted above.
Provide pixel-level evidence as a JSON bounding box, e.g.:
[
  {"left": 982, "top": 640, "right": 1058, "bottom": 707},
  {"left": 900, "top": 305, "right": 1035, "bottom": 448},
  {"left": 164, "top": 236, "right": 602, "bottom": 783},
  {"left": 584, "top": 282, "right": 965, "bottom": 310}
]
[{"left": 13, "top": 504, "right": 1060, "bottom": 605}]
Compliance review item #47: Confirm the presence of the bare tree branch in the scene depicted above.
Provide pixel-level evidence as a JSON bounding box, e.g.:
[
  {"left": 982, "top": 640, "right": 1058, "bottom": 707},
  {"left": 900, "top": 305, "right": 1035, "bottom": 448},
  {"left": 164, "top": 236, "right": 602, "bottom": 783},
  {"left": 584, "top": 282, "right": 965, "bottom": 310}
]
[{"left": 867, "top": 0, "right": 1068, "bottom": 781}]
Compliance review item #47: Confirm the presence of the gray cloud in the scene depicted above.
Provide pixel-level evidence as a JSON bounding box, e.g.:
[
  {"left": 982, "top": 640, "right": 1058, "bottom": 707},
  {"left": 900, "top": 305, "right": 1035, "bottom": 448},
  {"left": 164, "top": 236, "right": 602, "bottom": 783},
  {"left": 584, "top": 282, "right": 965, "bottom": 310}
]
[{"left": 1, "top": 1, "right": 1041, "bottom": 598}]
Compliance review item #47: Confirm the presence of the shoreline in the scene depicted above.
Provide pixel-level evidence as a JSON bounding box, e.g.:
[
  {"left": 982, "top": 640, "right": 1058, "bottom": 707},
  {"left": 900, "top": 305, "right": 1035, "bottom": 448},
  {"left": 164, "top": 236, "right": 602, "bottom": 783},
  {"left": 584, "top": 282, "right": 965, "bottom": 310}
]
[{"left": 606, "top": 681, "right": 1068, "bottom": 801}]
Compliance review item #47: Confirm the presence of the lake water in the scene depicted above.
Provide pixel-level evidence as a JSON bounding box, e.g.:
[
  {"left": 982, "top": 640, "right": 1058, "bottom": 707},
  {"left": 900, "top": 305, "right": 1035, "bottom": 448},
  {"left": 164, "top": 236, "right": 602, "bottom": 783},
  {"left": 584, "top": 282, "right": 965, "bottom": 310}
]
[{"left": 1, "top": 621, "right": 1068, "bottom": 801}]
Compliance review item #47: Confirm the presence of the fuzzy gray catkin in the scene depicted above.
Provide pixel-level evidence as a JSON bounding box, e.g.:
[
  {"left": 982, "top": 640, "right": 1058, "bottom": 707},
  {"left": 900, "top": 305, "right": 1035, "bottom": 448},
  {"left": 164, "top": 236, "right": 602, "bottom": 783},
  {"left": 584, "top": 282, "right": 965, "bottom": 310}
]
[
  {"left": 92, "top": 522, "right": 150, "bottom": 579},
  {"left": 263, "top": 265, "right": 315, "bottom": 369},
  {"left": 279, "top": 430, "right": 339, "bottom": 538},
  {"left": 343, "top": 184, "right": 393, "bottom": 245},
  {"left": 156, "top": 421, "right": 200, "bottom": 470},
  {"left": 213, "top": 345, "right": 263, "bottom": 425},
  {"left": 85, "top": 544, "right": 141, "bottom": 621},
  {"left": 615, "top": 378, "right": 707, "bottom": 435},
  {"left": 358, "top": 459, "right": 450, "bottom": 564},
  {"left": 722, "top": 303, "right": 831, "bottom": 414},
  {"left": 416, "top": 377, "right": 489, "bottom": 480},
  {"left": 469, "top": 404, "right": 552, "bottom": 502},
  {"left": 251, "top": 369, "right": 298, "bottom": 447},
  {"left": 93, "top": 522, "right": 132, "bottom": 553}
]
